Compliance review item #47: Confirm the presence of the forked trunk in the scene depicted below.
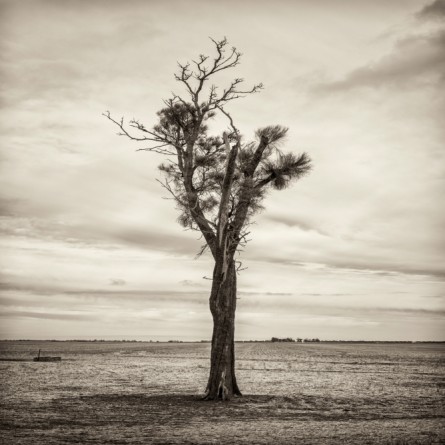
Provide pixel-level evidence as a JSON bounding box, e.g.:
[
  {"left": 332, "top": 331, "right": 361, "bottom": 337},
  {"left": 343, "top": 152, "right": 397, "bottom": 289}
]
[{"left": 204, "top": 260, "right": 242, "bottom": 400}]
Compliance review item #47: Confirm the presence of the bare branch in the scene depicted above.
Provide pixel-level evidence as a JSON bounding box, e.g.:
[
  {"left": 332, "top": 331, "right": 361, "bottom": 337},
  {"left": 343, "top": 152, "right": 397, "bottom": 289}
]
[
  {"left": 235, "top": 260, "right": 248, "bottom": 274},
  {"left": 136, "top": 144, "right": 175, "bottom": 155},
  {"left": 216, "top": 106, "right": 240, "bottom": 142},
  {"left": 103, "top": 111, "right": 180, "bottom": 155},
  {"left": 171, "top": 38, "right": 262, "bottom": 112},
  {"left": 195, "top": 243, "right": 209, "bottom": 259}
]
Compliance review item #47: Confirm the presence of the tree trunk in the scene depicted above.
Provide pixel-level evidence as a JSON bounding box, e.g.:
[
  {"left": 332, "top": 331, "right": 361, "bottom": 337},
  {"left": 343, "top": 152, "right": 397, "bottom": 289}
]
[{"left": 204, "top": 259, "right": 242, "bottom": 400}]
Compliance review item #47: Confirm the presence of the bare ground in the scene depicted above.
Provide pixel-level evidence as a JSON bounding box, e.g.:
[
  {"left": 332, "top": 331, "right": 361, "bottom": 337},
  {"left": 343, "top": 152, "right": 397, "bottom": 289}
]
[{"left": 1, "top": 341, "right": 444, "bottom": 444}]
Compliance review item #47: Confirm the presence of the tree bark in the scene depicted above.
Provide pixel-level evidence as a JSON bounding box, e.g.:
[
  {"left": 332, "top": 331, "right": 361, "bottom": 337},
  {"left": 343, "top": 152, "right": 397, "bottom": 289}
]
[{"left": 204, "top": 259, "right": 242, "bottom": 400}]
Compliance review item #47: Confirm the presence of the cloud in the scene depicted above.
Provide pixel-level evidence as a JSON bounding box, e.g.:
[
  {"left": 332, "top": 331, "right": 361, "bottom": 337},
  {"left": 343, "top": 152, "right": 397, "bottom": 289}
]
[
  {"left": 422, "top": 294, "right": 445, "bottom": 299},
  {"left": 265, "top": 214, "right": 327, "bottom": 236},
  {"left": 0, "top": 198, "right": 27, "bottom": 217},
  {"left": 239, "top": 291, "right": 293, "bottom": 296},
  {"left": 315, "top": 29, "right": 445, "bottom": 91},
  {"left": 3, "top": 282, "right": 443, "bottom": 324},
  {"left": 110, "top": 228, "right": 200, "bottom": 255},
  {"left": 417, "top": 0, "right": 445, "bottom": 21},
  {"left": 0, "top": 214, "right": 201, "bottom": 256},
  {"left": 248, "top": 250, "right": 445, "bottom": 280},
  {"left": 236, "top": 293, "right": 445, "bottom": 320},
  {"left": 0, "top": 281, "right": 209, "bottom": 305},
  {"left": 0, "top": 0, "right": 164, "bottom": 106},
  {"left": 1, "top": 0, "right": 444, "bottom": 341},
  {"left": 0, "top": 310, "right": 96, "bottom": 321},
  {"left": 178, "top": 279, "right": 207, "bottom": 288},
  {"left": 323, "top": 261, "right": 445, "bottom": 280}
]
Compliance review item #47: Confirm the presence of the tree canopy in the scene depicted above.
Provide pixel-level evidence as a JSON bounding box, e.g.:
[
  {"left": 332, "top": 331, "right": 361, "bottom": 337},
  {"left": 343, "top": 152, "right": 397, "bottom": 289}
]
[{"left": 104, "top": 37, "right": 311, "bottom": 261}]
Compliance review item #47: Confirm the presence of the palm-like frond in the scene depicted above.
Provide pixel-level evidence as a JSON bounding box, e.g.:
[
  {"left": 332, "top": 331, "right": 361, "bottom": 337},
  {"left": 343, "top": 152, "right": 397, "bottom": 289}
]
[
  {"left": 258, "top": 152, "right": 312, "bottom": 190},
  {"left": 255, "top": 125, "right": 288, "bottom": 144}
]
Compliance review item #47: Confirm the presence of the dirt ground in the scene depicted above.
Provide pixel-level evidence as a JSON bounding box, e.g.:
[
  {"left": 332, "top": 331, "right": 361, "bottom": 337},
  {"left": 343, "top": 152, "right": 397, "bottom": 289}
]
[{"left": 1, "top": 341, "right": 444, "bottom": 444}]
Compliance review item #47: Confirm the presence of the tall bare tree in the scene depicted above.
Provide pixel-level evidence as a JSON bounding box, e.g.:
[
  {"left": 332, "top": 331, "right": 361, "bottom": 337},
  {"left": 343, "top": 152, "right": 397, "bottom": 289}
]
[{"left": 104, "top": 38, "right": 312, "bottom": 400}]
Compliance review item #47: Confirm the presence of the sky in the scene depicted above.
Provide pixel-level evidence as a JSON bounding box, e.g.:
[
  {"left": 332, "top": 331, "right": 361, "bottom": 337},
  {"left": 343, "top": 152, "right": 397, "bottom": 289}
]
[{"left": 0, "top": 0, "right": 444, "bottom": 341}]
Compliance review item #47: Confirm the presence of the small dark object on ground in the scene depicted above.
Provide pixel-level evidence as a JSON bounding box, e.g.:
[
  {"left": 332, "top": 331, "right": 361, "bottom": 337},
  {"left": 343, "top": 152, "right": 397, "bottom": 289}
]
[{"left": 33, "top": 349, "right": 61, "bottom": 362}]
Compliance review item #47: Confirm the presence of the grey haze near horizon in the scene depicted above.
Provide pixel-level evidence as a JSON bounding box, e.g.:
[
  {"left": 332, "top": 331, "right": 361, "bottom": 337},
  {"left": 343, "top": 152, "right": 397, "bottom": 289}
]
[{"left": 0, "top": 0, "right": 444, "bottom": 341}]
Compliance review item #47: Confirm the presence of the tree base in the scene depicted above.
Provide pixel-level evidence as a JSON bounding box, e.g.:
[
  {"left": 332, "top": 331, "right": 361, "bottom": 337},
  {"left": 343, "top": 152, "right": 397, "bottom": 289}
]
[{"left": 202, "top": 389, "right": 243, "bottom": 401}]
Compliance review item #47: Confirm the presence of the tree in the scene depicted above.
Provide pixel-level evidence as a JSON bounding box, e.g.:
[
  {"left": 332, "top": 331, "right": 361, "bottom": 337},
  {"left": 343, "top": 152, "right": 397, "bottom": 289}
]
[{"left": 104, "top": 38, "right": 312, "bottom": 400}]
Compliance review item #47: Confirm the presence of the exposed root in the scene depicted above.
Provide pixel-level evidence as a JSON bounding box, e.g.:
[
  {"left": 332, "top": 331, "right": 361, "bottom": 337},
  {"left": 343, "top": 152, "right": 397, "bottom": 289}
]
[
  {"left": 217, "top": 370, "right": 228, "bottom": 400},
  {"left": 201, "top": 389, "right": 210, "bottom": 400},
  {"left": 202, "top": 391, "right": 243, "bottom": 401},
  {"left": 234, "top": 388, "right": 243, "bottom": 397},
  {"left": 202, "top": 371, "right": 243, "bottom": 401}
]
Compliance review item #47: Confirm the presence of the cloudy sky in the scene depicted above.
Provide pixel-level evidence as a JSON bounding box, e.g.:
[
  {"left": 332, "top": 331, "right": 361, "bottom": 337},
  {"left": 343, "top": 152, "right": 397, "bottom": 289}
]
[{"left": 0, "top": 0, "right": 444, "bottom": 341}]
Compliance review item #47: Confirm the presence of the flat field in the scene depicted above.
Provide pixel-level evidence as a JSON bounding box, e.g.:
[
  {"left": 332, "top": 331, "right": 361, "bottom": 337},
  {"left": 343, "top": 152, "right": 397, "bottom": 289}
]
[{"left": 1, "top": 341, "right": 444, "bottom": 444}]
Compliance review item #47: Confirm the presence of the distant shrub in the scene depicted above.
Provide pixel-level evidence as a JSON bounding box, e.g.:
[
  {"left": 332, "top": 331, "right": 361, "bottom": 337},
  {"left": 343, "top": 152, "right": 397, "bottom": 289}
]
[{"left": 271, "top": 337, "right": 295, "bottom": 342}]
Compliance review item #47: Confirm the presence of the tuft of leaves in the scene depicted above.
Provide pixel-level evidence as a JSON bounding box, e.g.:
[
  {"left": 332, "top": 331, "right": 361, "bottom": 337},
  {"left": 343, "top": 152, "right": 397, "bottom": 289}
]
[
  {"left": 259, "top": 152, "right": 312, "bottom": 190},
  {"left": 255, "top": 125, "right": 288, "bottom": 144}
]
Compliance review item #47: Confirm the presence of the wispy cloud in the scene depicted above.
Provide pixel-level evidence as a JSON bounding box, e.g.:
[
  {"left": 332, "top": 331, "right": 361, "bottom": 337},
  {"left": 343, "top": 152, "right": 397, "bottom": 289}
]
[
  {"left": 0, "top": 310, "right": 96, "bottom": 321},
  {"left": 315, "top": 29, "right": 445, "bottom": 91},
  {"left": 265, "top": 214, "right": 328, "bottom": 236},
  {"left": 0, "top": 282, "right": 209, "bottom": 304},
  {"left": 417, "top": 0, "right": 445, "bottom": 21},
  {"left": 247, "top": 249, "right": 445, "bottom": 280}
]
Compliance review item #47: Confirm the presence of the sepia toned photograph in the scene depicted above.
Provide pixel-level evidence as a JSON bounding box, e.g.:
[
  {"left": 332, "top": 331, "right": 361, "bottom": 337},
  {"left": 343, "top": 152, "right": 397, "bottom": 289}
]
[{"left": 1, "top": 0, "right": 444, "bottom": 443}]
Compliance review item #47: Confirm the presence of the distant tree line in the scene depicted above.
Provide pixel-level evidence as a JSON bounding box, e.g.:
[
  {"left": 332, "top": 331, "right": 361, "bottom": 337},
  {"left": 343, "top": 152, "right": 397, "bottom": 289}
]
[
  {"left": 270, "top": 337, "right": 320, "bottom": 343},
  {"left": 271, "top": 337, "right": 295, "bottom": 342},
  {"left": 4, "top": 339, "right": 442, "bottom": 344}
]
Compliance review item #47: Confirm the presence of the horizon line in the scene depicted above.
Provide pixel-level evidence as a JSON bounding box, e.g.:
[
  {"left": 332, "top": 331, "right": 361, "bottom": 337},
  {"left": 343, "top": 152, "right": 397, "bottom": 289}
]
[{"left": 1, "top": 339, "right": 444, "bottom": 343}]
